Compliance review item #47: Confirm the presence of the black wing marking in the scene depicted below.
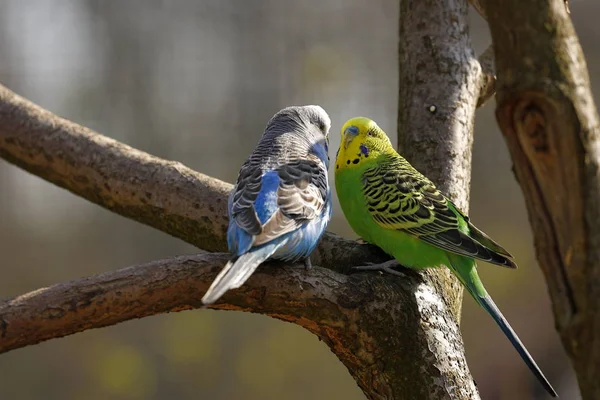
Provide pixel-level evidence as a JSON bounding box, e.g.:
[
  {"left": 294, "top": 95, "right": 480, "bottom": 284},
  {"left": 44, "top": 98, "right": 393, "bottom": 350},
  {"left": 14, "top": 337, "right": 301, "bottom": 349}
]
[
  {"left": 252, "top": 156, "right": 329, "bottom": 246},
  {"left": 230, "top": 163, "right": 263, "bottom": 236},
  {"left": 362, "top": 155, "right": 516, "bottom": 268}
]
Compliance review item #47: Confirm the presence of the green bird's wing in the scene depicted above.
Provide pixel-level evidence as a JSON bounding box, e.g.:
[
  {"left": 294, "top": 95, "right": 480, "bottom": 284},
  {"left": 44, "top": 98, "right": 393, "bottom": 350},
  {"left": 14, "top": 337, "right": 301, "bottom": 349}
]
[{"left": 362, "top": 156, "right": 516, "bottom": 268}]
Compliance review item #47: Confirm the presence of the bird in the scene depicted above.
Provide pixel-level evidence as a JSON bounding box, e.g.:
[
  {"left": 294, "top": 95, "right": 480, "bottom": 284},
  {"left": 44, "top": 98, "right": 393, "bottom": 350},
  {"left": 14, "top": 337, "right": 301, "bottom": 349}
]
[
  {"left": 334, "top": 116, "right": 557, "bottom": 398},
  {"left": 201, "top": 105, "right": 332, "bottom": 305}
]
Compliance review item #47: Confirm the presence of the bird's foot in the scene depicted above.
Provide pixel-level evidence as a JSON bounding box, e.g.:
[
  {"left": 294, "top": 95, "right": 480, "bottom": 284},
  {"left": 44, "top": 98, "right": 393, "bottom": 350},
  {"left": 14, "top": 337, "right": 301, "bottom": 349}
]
[
  {"left": 353, "top": 260, "right": 406, "bottom": 277},
  {"left": 303, "top": 257, "right": 312, "bottom": 271}
]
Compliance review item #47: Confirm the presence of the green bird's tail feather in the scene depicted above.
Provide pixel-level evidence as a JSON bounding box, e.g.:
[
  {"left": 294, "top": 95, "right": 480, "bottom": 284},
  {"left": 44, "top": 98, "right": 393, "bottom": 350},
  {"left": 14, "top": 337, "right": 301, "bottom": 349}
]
[{"left": 446, "top": 253, "right": 558, "bottom": 398}]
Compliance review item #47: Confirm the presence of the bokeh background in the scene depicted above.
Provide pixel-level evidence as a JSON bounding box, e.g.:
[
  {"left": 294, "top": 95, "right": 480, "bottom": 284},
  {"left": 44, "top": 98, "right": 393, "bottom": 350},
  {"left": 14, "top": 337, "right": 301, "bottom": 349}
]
[{"left": 0, "top": 1, "right": 597, "bottom": 399}]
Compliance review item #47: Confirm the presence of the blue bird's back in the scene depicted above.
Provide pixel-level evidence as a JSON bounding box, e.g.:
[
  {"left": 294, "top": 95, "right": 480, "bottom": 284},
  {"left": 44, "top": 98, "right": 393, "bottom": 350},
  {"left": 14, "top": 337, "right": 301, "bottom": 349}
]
[{"left": 202, "top": 105, "right": 332, "bottom": 305}]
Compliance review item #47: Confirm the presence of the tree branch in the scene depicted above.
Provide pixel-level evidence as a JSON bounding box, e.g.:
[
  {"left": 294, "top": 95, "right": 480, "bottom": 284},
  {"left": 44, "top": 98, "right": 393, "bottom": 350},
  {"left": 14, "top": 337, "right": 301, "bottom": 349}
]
[
  {"left": 0, "top": 84, "right": 229, "bottom": 252},
  {"left": 0, "top": 252, "right": 356, "bottom": 354},
  {"left": 398, "top": 0, "right": 480, "bottom": 324},
  {"left": 0, "top": 83, "right": 385, "bottom": 272},
  {"left": 0, "top": 252, "right": 477, "bottom": 399},
  {"left": 482, "top": 0, "right": 600, "bottom": 397},
  {"left": 396, "top": 0, "right": 481, "bottom": 397}
]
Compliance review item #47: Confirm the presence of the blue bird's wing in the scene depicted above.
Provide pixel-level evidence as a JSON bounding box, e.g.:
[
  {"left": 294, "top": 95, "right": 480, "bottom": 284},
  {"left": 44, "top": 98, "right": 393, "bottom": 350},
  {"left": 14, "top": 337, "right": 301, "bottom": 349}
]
[
  {"left": 229, "top": 155, "right": 329, "bottom": 254},
  {"left": 255, "top": 157, "right": 328, "bottom": 246}
]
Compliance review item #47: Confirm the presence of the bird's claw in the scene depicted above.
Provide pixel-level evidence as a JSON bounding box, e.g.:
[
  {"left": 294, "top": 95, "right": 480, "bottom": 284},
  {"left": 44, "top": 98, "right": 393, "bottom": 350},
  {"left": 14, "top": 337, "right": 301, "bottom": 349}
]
[
  {"left": 353, "top": 260, "right": 406, "bottom": 277},
  {"left": 303, "top": 257, "right": 313, "bottom": 271}
]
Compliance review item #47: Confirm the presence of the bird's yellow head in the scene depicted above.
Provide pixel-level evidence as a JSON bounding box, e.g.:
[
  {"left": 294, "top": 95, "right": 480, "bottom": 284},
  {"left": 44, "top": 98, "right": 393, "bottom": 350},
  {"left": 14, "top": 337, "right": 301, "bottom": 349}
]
[{"left": 335, "top": 117, "right": 393, "bottom": 172}]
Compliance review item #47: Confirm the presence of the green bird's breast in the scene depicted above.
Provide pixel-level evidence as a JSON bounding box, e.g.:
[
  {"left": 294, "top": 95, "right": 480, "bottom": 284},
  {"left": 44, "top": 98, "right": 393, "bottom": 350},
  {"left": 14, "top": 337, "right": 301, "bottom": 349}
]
[{"left": 335, "top": 166, "right": 448, "bottom": 269}]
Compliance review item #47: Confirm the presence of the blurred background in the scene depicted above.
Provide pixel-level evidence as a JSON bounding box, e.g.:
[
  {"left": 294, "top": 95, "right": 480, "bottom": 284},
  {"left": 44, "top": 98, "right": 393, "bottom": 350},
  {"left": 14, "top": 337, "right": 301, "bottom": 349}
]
[{"left": 0, "top": 0, "right": 597, "bottom": 399}]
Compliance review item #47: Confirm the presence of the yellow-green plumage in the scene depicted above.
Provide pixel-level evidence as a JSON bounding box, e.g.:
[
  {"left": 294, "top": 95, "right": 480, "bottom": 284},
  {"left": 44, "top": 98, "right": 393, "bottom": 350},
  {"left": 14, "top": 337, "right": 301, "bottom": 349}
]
[{"left": 335, "top": 117, "right": 557, "bottom": 398}]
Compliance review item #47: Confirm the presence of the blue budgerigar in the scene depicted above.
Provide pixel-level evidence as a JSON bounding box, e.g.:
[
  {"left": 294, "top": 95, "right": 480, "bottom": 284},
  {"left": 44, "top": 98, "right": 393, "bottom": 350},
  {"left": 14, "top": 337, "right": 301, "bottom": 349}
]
[{"left": 201, "top": 105, "right": 332, "bottom": 305}]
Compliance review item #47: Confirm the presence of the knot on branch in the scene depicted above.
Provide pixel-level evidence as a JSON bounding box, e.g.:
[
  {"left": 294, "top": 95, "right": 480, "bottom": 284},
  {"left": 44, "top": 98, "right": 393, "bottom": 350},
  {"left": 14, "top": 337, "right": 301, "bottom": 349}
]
[{"left": 516, "top": 98, "right": 550, "bottom": 153}]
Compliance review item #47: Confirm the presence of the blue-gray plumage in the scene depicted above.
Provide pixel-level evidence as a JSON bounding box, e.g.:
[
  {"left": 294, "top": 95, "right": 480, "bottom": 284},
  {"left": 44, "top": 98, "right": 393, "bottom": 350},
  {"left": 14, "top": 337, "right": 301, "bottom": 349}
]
[{"left": 201, "top": 105, "right": 332, "bottom": 305}]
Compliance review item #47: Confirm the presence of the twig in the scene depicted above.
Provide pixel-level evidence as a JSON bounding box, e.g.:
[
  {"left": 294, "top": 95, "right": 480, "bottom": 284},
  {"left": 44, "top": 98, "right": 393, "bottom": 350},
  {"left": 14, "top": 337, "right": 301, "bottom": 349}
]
[{"left": 477, "top": 45, "right": 496, "bottom": 107}]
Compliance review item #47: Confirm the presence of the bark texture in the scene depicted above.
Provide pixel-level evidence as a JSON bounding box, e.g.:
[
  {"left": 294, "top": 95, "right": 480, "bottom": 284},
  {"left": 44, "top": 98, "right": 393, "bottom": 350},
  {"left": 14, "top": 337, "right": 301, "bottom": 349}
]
[
  {"left": 0, "top": 251, "right": 472, "bottom": 399},
  {"left": 482, "top": 0, "right": 600, "bottom": 398},
  {"left": 398, "top": 0, "right": 481, "bottom": 326}
]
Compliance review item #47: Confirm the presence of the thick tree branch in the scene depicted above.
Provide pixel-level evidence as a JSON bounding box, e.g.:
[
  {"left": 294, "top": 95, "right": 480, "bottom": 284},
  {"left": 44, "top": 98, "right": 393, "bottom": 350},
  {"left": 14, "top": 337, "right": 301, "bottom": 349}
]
[
  {"left": 0, "top": 83, "right": 385, "bottom": 272},
  {"left": 398, "top": 0, "right": 480, "bottom": 323},
  {"left": 482, "top": 0, "right": 600, "bottom": 398},
  {"left": 397, "top": 0, "right": 480, "bottom": 398},
  {"left": 0, "top": 252, "right": 475, "bottom": 400},
  {"left": 0, "top": 83, "right": 230, "bottom": 252},
  {"left": 0, "top": 252, "right": 365, "bottom": 354}
]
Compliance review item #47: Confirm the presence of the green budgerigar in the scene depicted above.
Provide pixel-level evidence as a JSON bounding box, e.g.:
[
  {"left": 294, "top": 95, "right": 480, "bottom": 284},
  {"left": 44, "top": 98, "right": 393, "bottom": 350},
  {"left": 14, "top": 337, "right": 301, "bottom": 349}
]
[{"left": 335, "top": 117, "right": 557, "bottom": 397}]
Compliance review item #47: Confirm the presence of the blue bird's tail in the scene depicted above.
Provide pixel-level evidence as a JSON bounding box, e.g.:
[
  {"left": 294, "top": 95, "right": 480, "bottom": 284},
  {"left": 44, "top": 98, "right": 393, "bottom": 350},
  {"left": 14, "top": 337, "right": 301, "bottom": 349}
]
[
  {"left": 201, "top": 243, "right": 280, "bottom": 305},
  {"left": 447, "top": 253, "right": 558, "bottom": 398}
]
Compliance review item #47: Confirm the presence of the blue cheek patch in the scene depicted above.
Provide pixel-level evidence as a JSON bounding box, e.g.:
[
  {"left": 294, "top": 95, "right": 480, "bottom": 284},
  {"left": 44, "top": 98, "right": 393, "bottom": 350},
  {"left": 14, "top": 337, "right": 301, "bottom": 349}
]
[{"left": 359, "top": 144, "right": 370, "bottom": 157}]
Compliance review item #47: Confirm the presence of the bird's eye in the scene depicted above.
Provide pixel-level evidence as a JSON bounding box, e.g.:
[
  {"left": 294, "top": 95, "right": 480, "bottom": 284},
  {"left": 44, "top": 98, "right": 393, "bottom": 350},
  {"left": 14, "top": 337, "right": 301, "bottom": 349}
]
[{"left": 315, "top": 119, "right": 327, "bottom": 133}]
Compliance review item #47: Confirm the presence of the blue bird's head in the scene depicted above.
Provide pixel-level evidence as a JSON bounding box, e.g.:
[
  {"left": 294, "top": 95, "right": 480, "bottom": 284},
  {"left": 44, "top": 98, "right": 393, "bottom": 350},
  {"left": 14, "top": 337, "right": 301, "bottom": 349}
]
[{"left": 265, "top": 105, "right": 331, "bottom": 139}]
